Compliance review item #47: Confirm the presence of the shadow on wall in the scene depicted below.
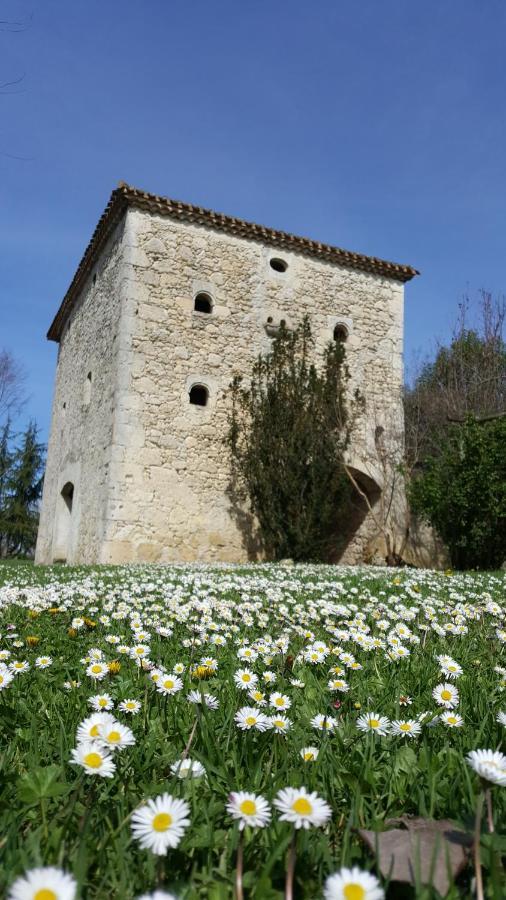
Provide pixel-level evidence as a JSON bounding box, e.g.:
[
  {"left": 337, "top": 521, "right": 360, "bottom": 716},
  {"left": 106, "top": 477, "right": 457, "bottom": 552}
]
[
  {"left": 329, "top": 468, "right": 381, "bottom": 564},
  {"left": 225, "top": 473, "right": 264, "bottom": 561},
  {"left": 403, "top": 517, "right": 450, "bottom": 570},
  {"left": 226, "top": 466, "right": 381, "bottom": 564}
]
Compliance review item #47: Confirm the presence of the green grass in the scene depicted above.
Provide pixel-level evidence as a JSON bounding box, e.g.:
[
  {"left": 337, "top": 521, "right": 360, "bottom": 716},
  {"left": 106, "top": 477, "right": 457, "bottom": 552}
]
[{"left": 0, "top": 561, "right": 504, "bottom": 898}]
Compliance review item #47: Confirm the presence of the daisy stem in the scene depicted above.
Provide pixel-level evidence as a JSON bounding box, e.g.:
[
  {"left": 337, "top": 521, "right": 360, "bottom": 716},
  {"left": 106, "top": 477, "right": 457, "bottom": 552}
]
[
  {"left": 285, "top": 831, "right": 297, "bottom": 900},
  {"left": 40, "top": 797, "right": 48, "bottom": 842},
  {"left": 182, "top": 715, "right": 198, "bottom": 760},
  {"left": 235, "top": 829, "right": 244, "bottom": 900},
  {"left": 473, "top": 789, "right": 485, "bottom": 900},
  {"left": 485, "top": 787, "right": 494, "bottom": 833}
]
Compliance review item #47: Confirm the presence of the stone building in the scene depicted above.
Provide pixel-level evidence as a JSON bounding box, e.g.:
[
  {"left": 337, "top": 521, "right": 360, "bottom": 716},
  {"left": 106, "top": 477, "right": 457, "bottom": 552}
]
[{"left": 35, "top": 183, "right": 418, "bottom": 565}]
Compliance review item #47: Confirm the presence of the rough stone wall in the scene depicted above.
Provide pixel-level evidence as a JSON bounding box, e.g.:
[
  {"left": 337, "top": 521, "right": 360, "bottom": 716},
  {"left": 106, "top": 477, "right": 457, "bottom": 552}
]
[
  {"left": 97, "top": 208, "right": 406, "bottom": 564},
  {"left": 35, "top": 218, "right": 129, "bottom": 564}
]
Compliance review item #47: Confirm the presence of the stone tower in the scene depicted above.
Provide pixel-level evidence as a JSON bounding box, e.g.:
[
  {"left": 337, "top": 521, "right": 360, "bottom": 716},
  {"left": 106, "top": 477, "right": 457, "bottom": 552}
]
[{"left": 35, "top": 184, "right": 417, "bottom": 565}]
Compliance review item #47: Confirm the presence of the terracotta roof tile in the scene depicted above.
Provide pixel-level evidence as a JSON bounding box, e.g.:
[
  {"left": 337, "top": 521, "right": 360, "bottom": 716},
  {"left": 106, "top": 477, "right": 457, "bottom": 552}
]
[{"left": 47, "top": 183, "right": 419, "bottom": 341}]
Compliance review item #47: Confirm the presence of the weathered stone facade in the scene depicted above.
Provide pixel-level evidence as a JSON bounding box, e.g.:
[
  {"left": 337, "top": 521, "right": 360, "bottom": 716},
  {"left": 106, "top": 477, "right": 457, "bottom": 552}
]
[{"left": 35, "top": 185, "right": 417, "bottom": 565}]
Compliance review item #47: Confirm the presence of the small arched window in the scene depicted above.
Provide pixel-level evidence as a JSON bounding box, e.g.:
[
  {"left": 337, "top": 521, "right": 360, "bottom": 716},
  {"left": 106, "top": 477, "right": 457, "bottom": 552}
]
[
  {"left": 189, "top": 384, "right": 209, "bottom": 406},
  {"left": 333, "top": 324, "right": 348, "bottom": 343},
  {"left": 270, "top": 257, "right": 288, "bottom": 273},
  {"left": 61, "top": 481, "right": 74, "bottom": 513},
  {"left": 194, "top": 292, "right": 212, "bottom": 314}
]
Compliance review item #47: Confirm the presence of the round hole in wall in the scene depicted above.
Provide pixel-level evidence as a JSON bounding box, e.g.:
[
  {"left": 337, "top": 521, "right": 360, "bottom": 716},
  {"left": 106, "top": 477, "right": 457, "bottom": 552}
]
[
  {"left": 267, "top": 316, "right": 273, "bottom": 324},
  {"left": 270, "top": 257, "right": 288, "bottom": 273}
]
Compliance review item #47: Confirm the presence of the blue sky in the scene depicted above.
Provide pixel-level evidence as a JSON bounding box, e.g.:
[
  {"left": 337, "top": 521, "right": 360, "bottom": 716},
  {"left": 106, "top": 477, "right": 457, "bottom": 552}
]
[{"left": 2, "top": 0, "right": 506, "bottom": 440}]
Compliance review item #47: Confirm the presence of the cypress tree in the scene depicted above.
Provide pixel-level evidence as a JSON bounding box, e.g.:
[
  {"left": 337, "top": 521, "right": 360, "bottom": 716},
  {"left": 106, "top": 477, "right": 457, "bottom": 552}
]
[
  {"left": 227, "top": 316, "right": 357, "bottom": 561},
  {"left": 3, "top": 421, "right": 45, "bottom": 557}
]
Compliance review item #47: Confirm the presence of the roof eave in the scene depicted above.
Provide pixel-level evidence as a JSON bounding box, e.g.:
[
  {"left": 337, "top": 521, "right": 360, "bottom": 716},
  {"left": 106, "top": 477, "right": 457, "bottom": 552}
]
[{"left": 47, "top": 183, "right": 419, "bottom": 342}]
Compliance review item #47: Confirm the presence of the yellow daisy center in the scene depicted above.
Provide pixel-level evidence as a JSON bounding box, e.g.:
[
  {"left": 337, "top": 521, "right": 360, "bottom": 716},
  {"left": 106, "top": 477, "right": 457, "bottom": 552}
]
[
  {"left": 242, "top": 674, "right": 251, "bottom": 682},
  {"left": 239, "top": 799, "right": 257, "bottom": 816},
  {"left": 275, "top": 698, "right": 284, "bottom": 706},
  {"left": 273, "top": 719, "right": 285, "bottom": 728},
  {"left": 164, "top": 680, "right": 174, "bottom": 690},
  {"left": 369, "top": 719, "right": 380, "bottom": 728},
  {"left": 152, "top": 812, "right": 172, "bottom": 832},
  {"left": 441, "top": 690, "right": 452, "bottom": 701},
  {"left": 34, "top": 890, "right": 58, "bottom": 900},
  {"left": 399, "top": 723, "right": 411, "bottom": 732},
  {"left": 246, "top": 716, "right": 257, "bottom": 726},
  {"left": 98, "top": 699, "right": 108, "bottom": 707},
  {"left": 0, "top": 676, "right": 4, "bottom": 684},
  {"left": 343, "top": 884, "right": 366, "bottom": 900},
  {"left": 126, "top": 702, "right": 135, "bottom": 708},
  {"left": 304, "top": 752, "right": 314, "bottom": 760},
  {"left": 447, "top": 717, "right": 457, "bottom": 725},
  {"left": 107, "top": 730, "right": 121, "bottom": 743},
  {"left": 84, "top": 752, "right": 103, "bottom": 768},
  {"left": 292, "top": 797, "right": 312, "bottom": 815},
  {"left": 90, "top": 724, "right": 100, "bottom": 737},
  {"left": 91, "top": 664, "right": 102, "bottom": 673}
]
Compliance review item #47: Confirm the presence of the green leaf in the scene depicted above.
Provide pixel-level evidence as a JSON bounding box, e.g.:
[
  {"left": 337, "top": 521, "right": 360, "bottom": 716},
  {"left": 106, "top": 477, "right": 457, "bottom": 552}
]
[{"left": 17, "top": 765, "right": 69, "bottom": 804}]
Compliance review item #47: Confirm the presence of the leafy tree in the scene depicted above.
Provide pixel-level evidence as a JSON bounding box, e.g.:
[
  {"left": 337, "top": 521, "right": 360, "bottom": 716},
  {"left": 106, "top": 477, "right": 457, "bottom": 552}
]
[
  {"left": 226, "top": 316, "right": 356, "bottom": 561},
  {"left": 1, "top": 421, "right": 45, "bottom": 557},
  {"left": 405, "top": 292, "right": 506, "bottom": 465},
  {"left": 410, "top": 416, "right": 506, "bottom": 569}
]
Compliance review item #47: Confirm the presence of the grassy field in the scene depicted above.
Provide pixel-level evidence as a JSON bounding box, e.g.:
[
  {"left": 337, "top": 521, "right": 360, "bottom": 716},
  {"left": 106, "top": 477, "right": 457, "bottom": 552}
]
[{"left": 0, "top": 560, "right": 504, "bottom": 899}]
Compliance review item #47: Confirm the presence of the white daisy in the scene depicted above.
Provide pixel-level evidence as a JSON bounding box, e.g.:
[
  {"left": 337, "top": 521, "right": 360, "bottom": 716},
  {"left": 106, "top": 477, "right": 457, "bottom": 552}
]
[
  {"left": 86, "top": 662, "right": 109, "bottom": 681},
  {"left": 440, "top": 712, "right": 464, "bottom": 728},
  {"left": 119, "top": 698, "right": 141, "bottom": 715},
  {"left": 269, "top": 692, "right": 291, "bottom": 710},
  {"left": 0, "top": 668, "right": 14, "bottom": 690},
  {"left": 467, "top": 749, "right": 506, "bottom": 786},
  {"left": 327, "top": 679, "right": 349, "bottom": 692},
  {"left": 300, "top": 746, "right": 319, "bottom": 762},
  {"left": 356, "top": 713, "right": 390, "bottom": 736},
  {"left": 98, "top": 721, "right": 136, "bottom": 751},
  {"left": 274, "top": 786, "right": 331, "bottom": 829},
  {"left": 226, "top": 791, "right": 271, "bottom": 830},
  {"left": 391, "top": 719, "right": 422, "bottom": 738},
  {"left": 324, "top": 865, "right": 384, "bottom": 899},
  {"left": 76, "top": 712, "right": 117, "bottom": 744},
  {"left": 234, "top": 669, "right": 258, "bottom": 689},
  {"left": 248, "top": 689, "right": 267, "bottom": 706},
  {"left": 136, "top": 892, "right": 178, "bottom": 900},
  {"left": 35, "top": 656, "right": 53, "bottom": 669},
  {"left": 156, "top": 675, "right": 183, "bottom": 696},
  {"left": 89, "top": 693, "right": 114, "bottom": 711},
  {"left": 497, "top": 711, "right": 506, "bottom": 727},
  {"left": 70, "top": 741, "right": 116, "bottom": 777},
  {"left": 187, "top": 690, "right": 219, "bottom": 709},
  {"left": 234, "top": 706, "right": 270, "bottom": 732},
  {"left": 170, "top": 758, "right": 206, "bottom": 779},
  {"left": 7, "top": 866, "right": 77, "bottom": 900},
  {"left": 432, "top": 683, "right": 459, "bottom": 709},
  {"left": 311, "top": 714, "right": 339, "bottom": 732},
  {"left": 131, "top": 793, "right": 191, "bottom": 854},
  {"left": 269, "top": 715, "right": 291, "bottom": 734}
]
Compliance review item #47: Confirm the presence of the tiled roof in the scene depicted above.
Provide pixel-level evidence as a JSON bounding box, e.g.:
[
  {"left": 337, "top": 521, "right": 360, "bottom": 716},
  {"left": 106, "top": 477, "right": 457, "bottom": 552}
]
[{"left": 47, "top": 182, "right": 419, "bottom": 341}]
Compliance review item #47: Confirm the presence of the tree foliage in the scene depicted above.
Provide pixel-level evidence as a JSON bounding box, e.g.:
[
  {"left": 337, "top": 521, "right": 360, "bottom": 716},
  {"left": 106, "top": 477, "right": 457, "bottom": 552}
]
[
  {"left": 226, "top": 317, "right": 356, "bottom": 561},
  {"left": 405, "top": 292, "right": 506, "bottom": 465},
  {"left": 0, "top": 420, "right": 45, "bottom": 557},
  {"left": 410, "top": 416, "right": 506, "bottom": 569}
]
